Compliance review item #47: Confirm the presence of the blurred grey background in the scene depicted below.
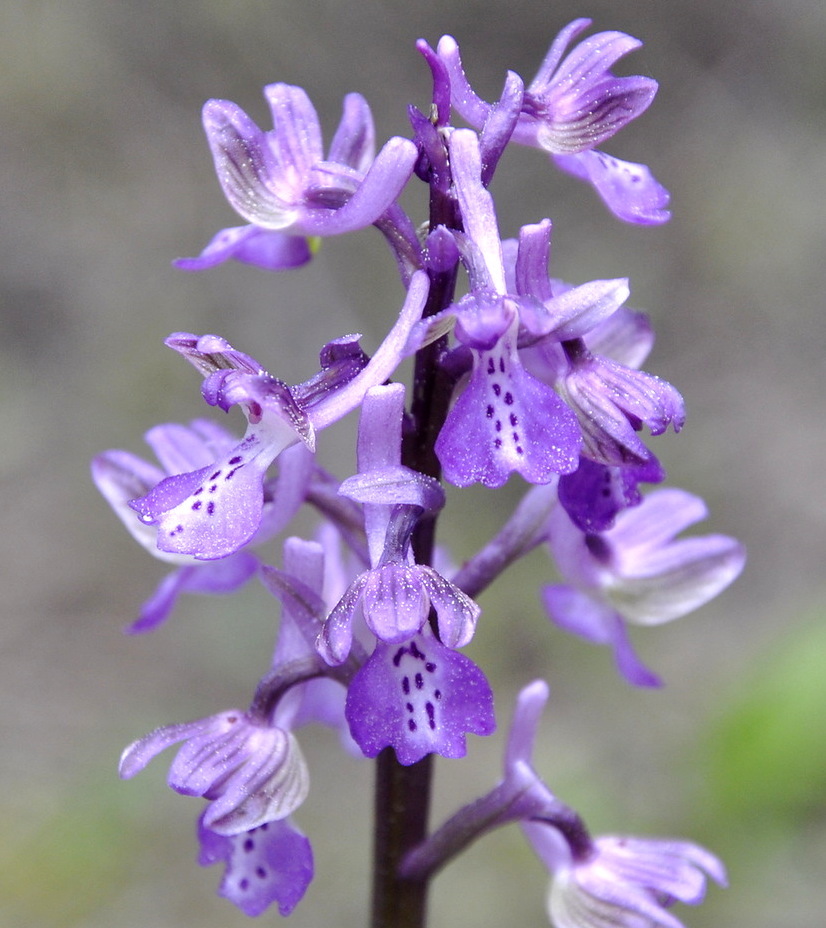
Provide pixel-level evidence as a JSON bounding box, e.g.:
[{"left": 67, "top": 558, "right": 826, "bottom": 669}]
[{"left": 3, "top": 1, "right": 826, "bottom": 926}]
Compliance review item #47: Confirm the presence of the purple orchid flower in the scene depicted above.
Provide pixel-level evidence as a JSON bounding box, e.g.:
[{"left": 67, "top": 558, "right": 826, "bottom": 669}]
[
  {"left": 198, "top": 815, "right": 313, "bottom": 917},
  {"left": 506, "top": 686, "right": 727, "bottom": 928},
  {"left": 437, "top": 21, "right": 670, "bottom": 224},
  {"left": 543, "top": 488, "right": 746, "bottom": 686},
  {"left": 91, "top": 419, "right": 313, "bottom": 631},
  {"left": 523, "top": 823, "right": 727, "bottom": 928},
  {"left": 345, "top": 629, "right": 495, "bottom": 766},
  {"left": 176, "top": 85, "right": 417, "bottom": 270},
  {"left": 129, "top": 273, "right": 429, "bottom": 560},
  {"left": 119, "top": 707, "right": 309, "bottom": 834},
  {"left": 520, "top": 294, "right": 668, "bottom": 529},
  {"left": 311, "top": 384, "right": 493, "bottom": 764},
  {"left": 418, "top": 130, "right": 630, "bottom": 488}
]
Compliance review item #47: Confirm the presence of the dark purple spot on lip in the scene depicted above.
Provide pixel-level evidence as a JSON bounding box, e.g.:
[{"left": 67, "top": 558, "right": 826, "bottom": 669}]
[
  {"left": 509, "top": 413, "right": 518, "bottom": 426},
  {"left": 192, "top": 486, "right": 204, "bottom": 496},
  {"left": 492, "top": 383, "right": 501, "bottom": 396},
  {"left": 434, "top": 689, "right": 442, "bottom": 699},
  {"left": 191, "top": 500, "right": 202, "bottom": 510},
  {"left": 425, "top": 662, "right": 436, "bottom": 672},
  {"left": 415, "top": 673, "right": 424, "bottom": 690},
  {"left": 406, "top": 702, "right": 413, "bottom": 712},
  {"left": 487, "top": 357, "right": 495, "bottom": 374},
  {"left": 228, "top": 456, "right": 243, "bottom": 465},
  {"left": 408, "top": 719, "right": 417, "bottom": 731},
  {"left": 239, "top": 878, "right": 249, "bottom": 891},
  {"left": 402, "top": 676, "right": 410, "bottom": 694},
  {"left": 486, "top": 404, "right": 494, "bottom": 418},
  {"left": 243, "top": 838, "right": 255, "bottom": 852},
  {"left": 504, "top": 392, "right": 513, "bottom": 405},
  {"left": 499, "top": 357, "right": 505, "bottom": 372},
  {"left": 494, "top": 438, "right": 502, "bottom": 448},
  {"left": 209, "top": 471, "right": 222, "bottom": 480},
  {"left": 207, "top": 501, "right": 215, "bottom": 515},
  {"left": 209, "top": 484, "right": 218, "bottom": 493},
  {"left": 225, "top": 467, "right": 241, "bottom": 480},
  {"left": 256, "top": 866, "right": 267, "bottom": 879}
]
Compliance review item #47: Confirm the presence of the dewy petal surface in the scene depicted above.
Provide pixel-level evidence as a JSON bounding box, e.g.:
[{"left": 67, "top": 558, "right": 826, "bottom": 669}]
[
  {"left": 437, "top": 333, "right": 581, "bottom": 487},
  {"left": 345, "top": 633, "right": 494, "bottom": 765}
]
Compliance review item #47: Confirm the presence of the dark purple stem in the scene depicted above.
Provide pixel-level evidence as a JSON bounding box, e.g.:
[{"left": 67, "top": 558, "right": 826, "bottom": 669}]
[{"left": 369, "top": 149, "right": 461, "bottom": 928}]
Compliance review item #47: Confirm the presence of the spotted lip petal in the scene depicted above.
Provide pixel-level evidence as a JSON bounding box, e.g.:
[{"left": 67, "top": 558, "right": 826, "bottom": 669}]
[
  {"left": 345, "top": 633, "right": 495, "bottom": 766},
  {"left": 198, "top": 815, "right": 313, "bottom": 917},
  {"left": 129, "top": 418, "right": 304, "bottom": 560},
  {"left": 436, "top": 330, "right": 581, "bottom": 487}
]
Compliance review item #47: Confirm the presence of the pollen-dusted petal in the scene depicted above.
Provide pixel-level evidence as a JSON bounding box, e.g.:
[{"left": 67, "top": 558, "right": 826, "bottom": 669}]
[
  {"left": 345, "top": 634, "right": 495, "bottom": 765},
  {"left": 198, "top": 816, "right": 313, "bottom": 917}
]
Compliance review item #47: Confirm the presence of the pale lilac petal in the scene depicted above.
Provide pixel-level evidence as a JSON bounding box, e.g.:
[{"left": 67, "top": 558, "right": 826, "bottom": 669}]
[
  {"left": 547, "top": 833, "right": 725, "bottom": 928},
  {"left": 584, "top": 305, "right": 655, "bottom": 368},
  {"left": 143, "top": 420, "right": 235, "bottom": 475},
  {"left": 450, "top": 129, "right": 506, "bottom": 292},
  {"left": 504, "top": 679, "right": 550, "bottom": 773},
  {"left": 174, "top": 225, "right": 312, "bottom": 271},
  {"left": 203, "top": 99, "right": 301, "bottom": 229},
  {"left": 610, "top": 535, "right": 746, "bottom": 627},
  {"left": 119, "top": 715, "right": 219, "bottom": 779},
  {"left": 554, "top": 151, "right": 671, "bottom": 225},
  {"left": 128, "top": 553, "right": 258, "bottom": 634},
  {"left": 521, "top": 278, "right": 630, "bottom": 342},
  {"left": 608, "top": 488, "right": 708, "bottom": 556},
  {"left": 542, "top": 584, "right": 661, "bottom": 687},
  {"left": 316, "top": 574, "right": 368, "bottom": 665},
  {"left": 345, "top": 634, "right": 495, "bottom": 765},
  {"left": 298, "top": 136, "right": 416, "bottom": 236},
  {"left": 262, "top": 83, "right": 324, "bottom": 178},
  {"left": 198, "top": 816, "right": 313, "bottom": 917},
  {"left": 327, "top": 92, "right": 375, "bottom": 172},
  {"left": 362, "top": 566, "right": 431, "bottom": 643},
  {"left": 91, "top": 450, "right": 176, "bottom": 558},
  {"left": 559, "top": 357, "right": 684, "bottom": 467}
]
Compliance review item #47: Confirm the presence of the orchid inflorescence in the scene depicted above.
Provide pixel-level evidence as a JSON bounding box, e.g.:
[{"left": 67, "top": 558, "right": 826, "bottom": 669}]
[{"left": 93, "top": 18, "right": 744, "bottom": 927}]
